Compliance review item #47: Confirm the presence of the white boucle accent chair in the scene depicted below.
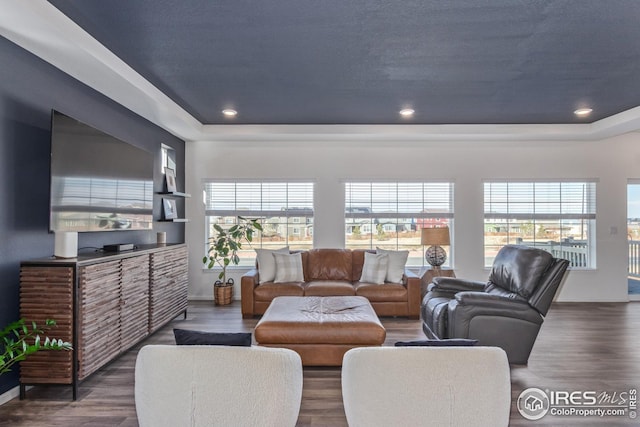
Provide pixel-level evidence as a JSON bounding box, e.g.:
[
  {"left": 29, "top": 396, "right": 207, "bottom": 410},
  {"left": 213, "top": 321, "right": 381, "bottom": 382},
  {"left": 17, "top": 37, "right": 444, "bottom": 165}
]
[
  {"left": 341, "top": 347, "right": 510, "bottom": 427},
  {"left": 135, "top": 345, "right": 303, "bottom": 427}
]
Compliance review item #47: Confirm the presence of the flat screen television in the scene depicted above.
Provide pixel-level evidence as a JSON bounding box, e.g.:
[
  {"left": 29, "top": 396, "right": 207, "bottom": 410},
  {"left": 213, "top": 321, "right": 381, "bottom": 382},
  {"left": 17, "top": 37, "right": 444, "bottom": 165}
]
[{"left": 49, "top": 111, "right": 154, "bottom": 232}]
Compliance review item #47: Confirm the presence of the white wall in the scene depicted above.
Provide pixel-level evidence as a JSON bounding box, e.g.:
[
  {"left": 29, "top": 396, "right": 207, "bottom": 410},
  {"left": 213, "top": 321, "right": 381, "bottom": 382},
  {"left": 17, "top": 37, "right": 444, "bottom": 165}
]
[{"left": 185, "top": 131, "right": 640, "bottom": 302}]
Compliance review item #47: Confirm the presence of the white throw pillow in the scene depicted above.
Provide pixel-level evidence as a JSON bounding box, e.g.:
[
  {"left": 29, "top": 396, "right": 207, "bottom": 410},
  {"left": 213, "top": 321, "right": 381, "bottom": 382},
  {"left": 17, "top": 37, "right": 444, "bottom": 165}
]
[
  {"left": 376, "top": 248, "right": 409, "bottom": 283},
  {"left": 359, "top": 252, "right": 389, "bottom": 285},
  {"left": 255, "top": 247, "right": 290, "bottom": 283},
  {"left": 273, "top": 252, "right": 305, "bottom": 283}
]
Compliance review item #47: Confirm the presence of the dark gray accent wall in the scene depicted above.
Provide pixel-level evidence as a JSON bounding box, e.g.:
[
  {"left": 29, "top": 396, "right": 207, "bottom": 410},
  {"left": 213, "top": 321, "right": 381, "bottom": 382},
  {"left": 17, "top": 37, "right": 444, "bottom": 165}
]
[{"left": 0, "top": 37, "right": 185, "bottom": 395}]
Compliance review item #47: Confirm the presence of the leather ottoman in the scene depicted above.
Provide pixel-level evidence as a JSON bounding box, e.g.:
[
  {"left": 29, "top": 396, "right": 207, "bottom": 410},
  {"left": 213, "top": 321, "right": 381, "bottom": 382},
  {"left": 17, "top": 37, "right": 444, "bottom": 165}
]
[{"left": 254, "top": 296, "right": 386, "bottom": 366}]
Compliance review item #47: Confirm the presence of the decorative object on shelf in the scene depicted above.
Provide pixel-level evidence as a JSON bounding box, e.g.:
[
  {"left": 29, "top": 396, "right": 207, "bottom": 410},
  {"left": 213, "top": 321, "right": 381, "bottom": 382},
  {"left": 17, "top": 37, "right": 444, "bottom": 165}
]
[
  {"left": 162, "top": 198, "right": 178, "bottom": 220},
  {"left": 157, "top": 231, "right": 166, "bottom": 244},
  {"left": 203, "top": 217, "right": 263, "bottom": 305},
  {"left": 0, "top": 319, "right": 72, "bottom": 376},
  {"left": 54, "top": 231, "right": 78, "bottom": 258},
  {"left": 164, "top": 168, "right": 177, "bottom": 193},
  {"left": 421, "top": 226, "right": 450, "bottom": 270}
]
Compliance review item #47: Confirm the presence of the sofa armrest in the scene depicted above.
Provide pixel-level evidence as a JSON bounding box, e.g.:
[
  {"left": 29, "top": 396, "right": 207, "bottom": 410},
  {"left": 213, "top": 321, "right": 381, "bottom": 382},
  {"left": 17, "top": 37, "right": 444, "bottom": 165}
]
[
  {"left": 403, "top": 269, "right": 419, "bottom": 281},
  {"left": 430, "top": 277, "right": 486, "bottom": 293},
  {"left": 403, "top": 269, "right": 421, "bottom": 319},
  {"left": 241, "top": 269, "right": 260, "bottom": 318}
]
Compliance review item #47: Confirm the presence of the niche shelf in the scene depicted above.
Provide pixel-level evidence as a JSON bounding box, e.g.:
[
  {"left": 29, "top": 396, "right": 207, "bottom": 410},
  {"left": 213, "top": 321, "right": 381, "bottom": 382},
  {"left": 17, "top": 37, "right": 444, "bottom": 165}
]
[{"left": 158, "top": 192, "right": 190, "bottom": 222}]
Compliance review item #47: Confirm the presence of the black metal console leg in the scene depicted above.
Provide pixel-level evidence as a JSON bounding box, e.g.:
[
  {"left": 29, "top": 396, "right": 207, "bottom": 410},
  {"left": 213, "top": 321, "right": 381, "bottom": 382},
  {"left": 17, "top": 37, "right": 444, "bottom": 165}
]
[{"left": 19, "top": 384, "right": 25, "bottom": 400}]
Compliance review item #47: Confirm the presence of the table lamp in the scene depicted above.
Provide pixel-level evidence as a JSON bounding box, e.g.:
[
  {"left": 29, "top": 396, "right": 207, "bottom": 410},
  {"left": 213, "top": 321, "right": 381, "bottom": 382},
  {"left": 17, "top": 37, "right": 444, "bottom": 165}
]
[{"left": 421, "top": 227, "right": 450, "bottom": 271}]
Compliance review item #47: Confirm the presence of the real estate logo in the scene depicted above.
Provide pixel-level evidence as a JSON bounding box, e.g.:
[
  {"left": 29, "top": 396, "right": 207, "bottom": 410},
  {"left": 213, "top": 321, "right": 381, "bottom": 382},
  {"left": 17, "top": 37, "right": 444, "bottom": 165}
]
[
  {"left": 517, "top": 387, "right": 637, "bottom": 421},
  {"left": 517, "top": 388, "right": 550, "bottom": 420}
]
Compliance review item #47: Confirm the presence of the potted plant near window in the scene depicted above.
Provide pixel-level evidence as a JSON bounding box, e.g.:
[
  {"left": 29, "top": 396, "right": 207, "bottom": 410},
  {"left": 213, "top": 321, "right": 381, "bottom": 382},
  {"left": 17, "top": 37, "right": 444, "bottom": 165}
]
[
  {"left": 1, "top": 319, "right": 72, "bottom": 376},
  {"left": 203, "top": 216, "right": 262, "bottom": 305}
]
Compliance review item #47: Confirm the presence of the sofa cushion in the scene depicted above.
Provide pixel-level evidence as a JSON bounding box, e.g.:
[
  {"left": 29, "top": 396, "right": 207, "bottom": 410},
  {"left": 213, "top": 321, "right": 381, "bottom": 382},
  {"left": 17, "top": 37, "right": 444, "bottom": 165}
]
[
  {"left": 255, "top": 247, "right": 290, "bottom": 283},
  {"left": 351, "top": 250, "right": 373, "bottom": 283},
  {"left": 359, "top": 252, "right": 389, "bottom": 285},
  {"left": 307, "top": 249, "right": 353, "bottom": 281},
  {"left": 355, "top": 282, "right": 407, "bottom": 302},
  {"left": 274, "top": 252, "right": 305, "bottom": 283},
  {"left": 489, "top": 245, "right": 553, "bottom": 298},
  {"left": 255, "top": 282, "right": 305, "bottom": 301},
  {"left": 304, "top": 281, "right": 356, "bottom": 296},
  {"left": 376, "top": 248, "right": 409, "bottom": 283}
]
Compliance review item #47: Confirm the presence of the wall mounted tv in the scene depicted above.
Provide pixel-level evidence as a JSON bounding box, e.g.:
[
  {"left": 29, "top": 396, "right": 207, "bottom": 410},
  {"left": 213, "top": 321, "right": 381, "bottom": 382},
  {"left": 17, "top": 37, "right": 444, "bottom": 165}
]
[{"left": 50, "top": 111, "right": 154, "bottom": 232}]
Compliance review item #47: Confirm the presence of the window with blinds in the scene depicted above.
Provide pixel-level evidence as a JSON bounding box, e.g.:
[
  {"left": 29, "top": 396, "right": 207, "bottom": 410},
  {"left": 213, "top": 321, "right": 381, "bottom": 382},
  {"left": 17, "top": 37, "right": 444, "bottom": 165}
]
[
  {"left": 203, "top": 181, "right": 314, "bottom": 266},
  {"left": 345, "top": 182, "right": 454, "bottom": 267},
  {"left": 484, "top": 181, "right": 596, "bottom": 268}
]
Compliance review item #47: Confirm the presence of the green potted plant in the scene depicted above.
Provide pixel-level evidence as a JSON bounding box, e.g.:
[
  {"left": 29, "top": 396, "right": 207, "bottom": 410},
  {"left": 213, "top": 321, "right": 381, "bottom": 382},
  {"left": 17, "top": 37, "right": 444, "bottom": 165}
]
[
  {"left": 203, "top": 216, "right": 262, "bottom": 305},
  {"left": 1, "top": 319, "right": 72, "bottom": 375}
]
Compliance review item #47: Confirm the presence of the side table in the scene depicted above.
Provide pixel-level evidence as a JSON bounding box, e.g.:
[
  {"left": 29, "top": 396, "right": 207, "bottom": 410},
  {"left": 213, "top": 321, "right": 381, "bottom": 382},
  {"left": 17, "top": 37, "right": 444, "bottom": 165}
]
[{"left": 419, "top": 267, "right": 456, "bottom": 298}]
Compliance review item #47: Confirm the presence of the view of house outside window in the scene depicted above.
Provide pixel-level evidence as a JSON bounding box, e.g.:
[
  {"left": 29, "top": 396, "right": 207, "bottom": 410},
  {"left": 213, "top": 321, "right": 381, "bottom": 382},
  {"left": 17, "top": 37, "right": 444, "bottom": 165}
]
[
  {"left": 484, "top": 181, "right": 597, "bottom": 268},
  {"left": 204, "top": 181, "right": 314, "bottom": 267},
  {"left": 345, "top": 182, "right": 454, "bottom": 267}
]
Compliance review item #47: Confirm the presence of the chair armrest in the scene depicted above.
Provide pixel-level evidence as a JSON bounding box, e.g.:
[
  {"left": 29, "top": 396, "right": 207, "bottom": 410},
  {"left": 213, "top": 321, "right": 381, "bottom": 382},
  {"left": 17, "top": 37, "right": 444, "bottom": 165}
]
[
  {"left": 447, "top": 291, "right": 543, "bottom": 339},
  {"left": 241, "top": 269, "right": 260, "bottom": 318},
  {"left": 447, "top": 292, "right": 544, "bottom": 352},
  {"left": 454, "top": 291, "right": 529, "bottom": 309},
  {"left": 403, "top": 269, "right": 421, "bottom": 319},
  {"left": 430, "top": 277, "right": 486, "bottom": 293},
  {"left": 447, "top": 292, "right": 546, "bottom": 364}
]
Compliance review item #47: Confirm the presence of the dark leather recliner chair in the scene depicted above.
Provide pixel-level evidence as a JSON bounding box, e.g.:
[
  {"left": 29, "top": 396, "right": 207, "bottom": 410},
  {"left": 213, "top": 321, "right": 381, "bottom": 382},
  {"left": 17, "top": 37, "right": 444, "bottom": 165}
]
[{"left": 421, "top": 245, "right": 569, "bottom": 364}]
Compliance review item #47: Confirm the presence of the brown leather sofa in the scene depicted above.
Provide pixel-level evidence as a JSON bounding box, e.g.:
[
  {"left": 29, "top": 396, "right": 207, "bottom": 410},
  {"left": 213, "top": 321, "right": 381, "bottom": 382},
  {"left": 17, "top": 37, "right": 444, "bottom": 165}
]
[{"left": 241, "top": 248, "right": 421, "bottom": 319}]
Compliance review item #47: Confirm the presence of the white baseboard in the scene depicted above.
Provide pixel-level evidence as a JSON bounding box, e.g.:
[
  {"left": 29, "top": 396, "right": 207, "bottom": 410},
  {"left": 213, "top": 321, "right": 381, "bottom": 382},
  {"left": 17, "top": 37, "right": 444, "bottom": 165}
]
[{"left": 0, "top": 386, "right": 20, "bottom": 406}]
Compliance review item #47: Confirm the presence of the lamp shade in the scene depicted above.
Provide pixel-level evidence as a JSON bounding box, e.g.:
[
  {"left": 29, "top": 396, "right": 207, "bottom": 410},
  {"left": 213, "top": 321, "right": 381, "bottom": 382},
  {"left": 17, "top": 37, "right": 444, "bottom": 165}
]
[{"left": 421, "top": 227, "right": 450, "bottom": 246}]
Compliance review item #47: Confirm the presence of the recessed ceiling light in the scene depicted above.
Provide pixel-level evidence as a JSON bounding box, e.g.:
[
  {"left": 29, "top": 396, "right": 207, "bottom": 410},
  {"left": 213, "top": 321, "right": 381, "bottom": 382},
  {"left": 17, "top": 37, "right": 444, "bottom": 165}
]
[
  {"left": 574, "top": 108, "right": 593, "bottom": 117},
  {"left": 399, "top": 108, "right": 415, "bottom": 117},
  {"left": 222, "top": 109, "right": 238, "bottom": 117}
]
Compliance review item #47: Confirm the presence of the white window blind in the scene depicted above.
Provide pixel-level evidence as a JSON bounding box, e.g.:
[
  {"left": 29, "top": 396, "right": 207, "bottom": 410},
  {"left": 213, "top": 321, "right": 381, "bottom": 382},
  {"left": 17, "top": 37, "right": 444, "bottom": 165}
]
[
  {"left": 483, "top": 181, "right": 596, "bottom": 268},
  {"left": 204, "top": 182, "right": 314, "bottom": 218},
  {"left": 346, "top": 182, "right": 453, "bottom": 219},
  {"left": 484, "top": 181, "right": 596, "bottom": 220}
]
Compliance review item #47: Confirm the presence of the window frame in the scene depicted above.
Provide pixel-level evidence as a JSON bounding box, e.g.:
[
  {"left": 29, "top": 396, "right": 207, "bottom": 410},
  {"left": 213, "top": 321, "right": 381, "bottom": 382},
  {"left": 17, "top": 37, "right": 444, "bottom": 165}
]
[
  {"left": 483, "top": 179, "right": 597, "bottom": 269},
  {"left": 203, "top": 180, "right": 315, "bottom": 268},
  {"left": 344, "top": 181, "right": 455, "bottom": 268}
]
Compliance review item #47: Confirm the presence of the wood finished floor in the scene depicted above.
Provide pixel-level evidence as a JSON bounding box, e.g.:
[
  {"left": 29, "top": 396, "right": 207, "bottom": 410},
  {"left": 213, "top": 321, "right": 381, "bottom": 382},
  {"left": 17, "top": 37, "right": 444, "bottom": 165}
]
[{"left": 0, "top": 301, "right": 639, "bottom": 426}]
